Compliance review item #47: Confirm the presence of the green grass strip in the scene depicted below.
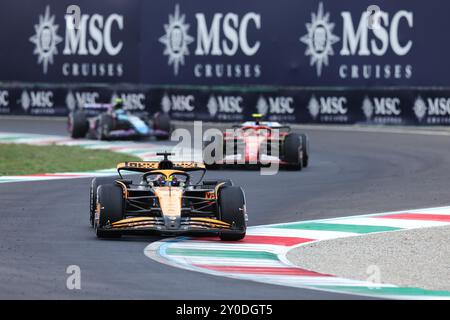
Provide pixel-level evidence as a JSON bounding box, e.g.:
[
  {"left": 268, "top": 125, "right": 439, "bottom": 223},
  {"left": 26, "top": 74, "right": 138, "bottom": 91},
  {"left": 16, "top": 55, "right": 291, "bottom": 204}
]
[
  {"left": 271, "top": 222, "right": 400, "bottom": 234},
  {"left": 166, "top": 248, "right": 278, "bottom": 260},
  {"left": 0, "top": 143, "right": 141, "bottom": 175}
]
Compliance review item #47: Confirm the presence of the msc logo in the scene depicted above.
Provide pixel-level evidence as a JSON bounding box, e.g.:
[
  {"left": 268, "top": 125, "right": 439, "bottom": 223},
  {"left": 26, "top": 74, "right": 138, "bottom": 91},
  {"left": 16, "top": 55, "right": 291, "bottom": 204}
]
[
  {"left": 413, "top": 96, "right": 427, "bottom": 122},
  {"left": 30, "top": 5, "right": 124, "bottom": 76},
  {"left": 414, "top": 96, "right": 450, "bottom": 123},
  {"left": 300, "top": 2, "right": 414, "bottom": 79},
  {"left": 0, "top": 91, "right": 9, "bottom": 107},
  {"left": 194, "top": 12, "right": 261, "bottom": 57},
  {"left": 161, "top": 93, "right": 195, "bottom": 113},
  {"left": 65, "top": 90, "right": 100, "bottom": 111},
  {"left": 20, "top": 90, "right": 54, "bottom": 113},
  {"left": 426, "top": 98, "right": 450, "bottom": 116},
  {"left": 207, "top": 95, "right": 243, "bottom": 117},
  {"left": 308, "top": 95, "right": 347, "bottom": 120},
  {"left": 300, "top": 2, "right": 339, "bottom": 77},
  {"left": 256, "top": 96, "right": 294, "bottom": 115},
  {"left": 159, "top": 4, "right": 194, "bottom": 76},
  {"left": 160, "top": 4, "right": 261, "bottom": 78},
  {"left": 362, "top": 96, "right": 401, "bottom": 120},
  {"left": 29, "top": 6, "right": 63, "bottom": 74},
  {"left": 111, "top": 92, "right": 146, "bottom": 111}
]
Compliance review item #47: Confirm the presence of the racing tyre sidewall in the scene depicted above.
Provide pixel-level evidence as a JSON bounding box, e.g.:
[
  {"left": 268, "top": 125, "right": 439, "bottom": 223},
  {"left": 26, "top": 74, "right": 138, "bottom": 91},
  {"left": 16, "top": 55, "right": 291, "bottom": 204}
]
[
  {"left": 68, "top": 111, "right": 88, "bottom": 138},
  {"left": 95, "top": 184, "right": 124, "bottom": 238},
  {"left": 152, "top": 112, "right": 172, "bottom": 140},
  {"left": 218, "top": 186, "right": 246, "bottom": 241},
  {"left": 283, "top": 133, "right": 303, "bottom": 171},
  {"left": 90, "top": 177, "right": 119, "bottom": 228},
  {"left": 300, "top": 133, "right": 309, "bottom": 167}
]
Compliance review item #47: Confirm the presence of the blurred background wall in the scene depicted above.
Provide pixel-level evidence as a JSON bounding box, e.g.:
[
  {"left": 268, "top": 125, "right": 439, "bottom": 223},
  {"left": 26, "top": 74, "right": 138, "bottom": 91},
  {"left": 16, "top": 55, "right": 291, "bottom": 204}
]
[{"left": 0, "top": 0, "right": 448, "bottom": 125}]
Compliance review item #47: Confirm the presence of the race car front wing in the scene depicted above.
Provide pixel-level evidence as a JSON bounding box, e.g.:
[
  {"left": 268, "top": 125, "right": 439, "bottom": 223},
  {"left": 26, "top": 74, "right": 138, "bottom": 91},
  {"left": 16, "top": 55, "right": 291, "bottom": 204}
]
[{"left": 98, "top": 216, "right": 239, "bottom": 235}]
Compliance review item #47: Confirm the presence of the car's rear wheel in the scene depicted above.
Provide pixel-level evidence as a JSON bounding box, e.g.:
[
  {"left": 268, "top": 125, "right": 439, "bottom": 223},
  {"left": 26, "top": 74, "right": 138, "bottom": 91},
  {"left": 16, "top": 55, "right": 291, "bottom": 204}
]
[
  {"left": 68, "top": 111, "right": 88, "bottom": 138},
  {"left": 300, "top": 133, "right": 309, "bottom": 167},
  {"left": 218, "top": 186, "right": 246, "bottom": 241},
  {"left": 283, "top": 133, "right": 303, "bottom": 171},
  {"left": 98, "top": 114, "right": 113, "bottom": 140},
  {"left": 90, "top": 177, "right": 118, "bottom": 227},
  {"left": 95, "top": 184, "right": 124, "bottom": 238},
  {"left": 152, "top": 112, "right": 172, "bottom": 140}
]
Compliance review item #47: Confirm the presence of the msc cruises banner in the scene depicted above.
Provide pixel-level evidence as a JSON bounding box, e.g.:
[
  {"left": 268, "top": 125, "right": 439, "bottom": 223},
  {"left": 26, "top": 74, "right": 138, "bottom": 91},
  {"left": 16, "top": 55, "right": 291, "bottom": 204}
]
[
  {"left": 1, "top": 0, "right": 450, "bottom": 125},
  {"left": 0, "top": 0, "right": 140, "bottom": 83},
  {"left": 0, "top": 0, "right": 449, "bottom": 87},
  {"left": 3, "top": 84, "right": 450, "bottom": 126}
]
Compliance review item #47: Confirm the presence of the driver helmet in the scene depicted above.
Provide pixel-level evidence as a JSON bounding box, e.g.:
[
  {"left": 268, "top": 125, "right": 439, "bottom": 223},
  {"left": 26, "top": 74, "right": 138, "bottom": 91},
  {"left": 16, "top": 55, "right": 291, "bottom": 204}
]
[
  {"left": 154, "top": 174, "right": 176, "bottom": 187},
  {"left": 153, "top": 174, "right": 181, "bottom": 187},
  {"left": 113, "top": 98, "right": 124, "bottom": 110},
  {"left": 154, "top": 175, "right": 166, "bottom": 186},
  {"left": 171, "top": 177, "right": 180, "bottom": 187}
]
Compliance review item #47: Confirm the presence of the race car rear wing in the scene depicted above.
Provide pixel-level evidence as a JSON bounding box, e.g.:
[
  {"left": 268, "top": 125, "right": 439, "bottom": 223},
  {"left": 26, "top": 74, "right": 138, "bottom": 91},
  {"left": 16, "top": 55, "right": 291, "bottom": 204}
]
[
  {"left": 266, "top": 125, "right": 291, "bottom": 132},
  {"left": 117, "top": 161, "right": 206, "bottom": 175},
  {"left": 231, "top": 124, "right": 291, "bottom": 132},
  {"left": 82, "top": 103, "right": 113, "bottom": 110},
  {"left": 75, "top": 103, "right": 113, "bottom": 117},
  {"left": 78, "top": 103, "right": 150, "bottom": 118}
]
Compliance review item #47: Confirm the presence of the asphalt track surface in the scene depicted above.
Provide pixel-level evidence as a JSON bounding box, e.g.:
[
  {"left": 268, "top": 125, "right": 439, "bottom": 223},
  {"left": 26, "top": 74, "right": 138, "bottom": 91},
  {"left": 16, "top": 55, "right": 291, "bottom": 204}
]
[{"left": 1, "top": 118, "right": 450, "bottom": 299}]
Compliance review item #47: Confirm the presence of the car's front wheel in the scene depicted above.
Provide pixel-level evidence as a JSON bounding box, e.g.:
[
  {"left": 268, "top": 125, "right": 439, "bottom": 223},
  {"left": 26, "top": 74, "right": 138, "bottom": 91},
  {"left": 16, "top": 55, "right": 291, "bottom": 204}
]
[
  {"left": 218, "top": 186, "right": 246, "bottom": 241},
  {"left": 90, "top": 177, "right": 119, "bottom": 227},
  {"left": 95, "top": 184, "right": 124, "bottom": 238}
]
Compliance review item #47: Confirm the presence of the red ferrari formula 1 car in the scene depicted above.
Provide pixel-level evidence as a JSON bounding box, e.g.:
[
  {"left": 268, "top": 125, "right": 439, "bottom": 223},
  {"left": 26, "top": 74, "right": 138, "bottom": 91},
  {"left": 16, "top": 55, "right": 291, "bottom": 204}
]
[{"left": 203, "top": 114, "right": 309, "bottom": 170}]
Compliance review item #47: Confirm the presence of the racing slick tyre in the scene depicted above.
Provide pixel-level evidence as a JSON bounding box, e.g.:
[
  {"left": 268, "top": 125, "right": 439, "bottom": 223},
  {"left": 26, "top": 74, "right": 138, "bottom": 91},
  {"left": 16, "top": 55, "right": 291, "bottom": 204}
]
[
  {"left": 95, "top": 184, "right": 124, "bottom": 238},
  {"left": 90, "top": 176, "right": 118, "bottom": 227},
  {"left": 98, "top": 114, "right": 113, "bottom": 141},
  {"left": 283, "top": 133, "right": 303, "bottom": 171},
  {"left": 218, "top": 186, "right": 246, "bottom": 241},
  {"left": 203, "top": 134, "right": 224, "bottom": 170},
  {"left": 300, "top": 133, "right": 309, "bottom": 168},
  {"left": 152, "top": 112, "right": 172, "bottom": 140},
  {"left": 68, "top": 111, "right": 88, "bottom": 138}
]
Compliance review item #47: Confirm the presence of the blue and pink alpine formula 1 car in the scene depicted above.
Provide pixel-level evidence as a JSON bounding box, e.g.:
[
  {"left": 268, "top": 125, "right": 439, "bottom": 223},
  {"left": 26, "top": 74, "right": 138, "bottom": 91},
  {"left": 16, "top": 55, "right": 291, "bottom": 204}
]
[{"left": 68, "top": 99, "right": 172, "bottom": 141}]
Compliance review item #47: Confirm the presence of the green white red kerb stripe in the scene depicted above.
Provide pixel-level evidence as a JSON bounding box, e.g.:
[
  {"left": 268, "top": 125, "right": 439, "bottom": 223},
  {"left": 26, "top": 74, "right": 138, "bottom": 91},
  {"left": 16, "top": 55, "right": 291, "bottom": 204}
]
[{"left": 145, "top": 206, "right": 450, "bottom": 300}]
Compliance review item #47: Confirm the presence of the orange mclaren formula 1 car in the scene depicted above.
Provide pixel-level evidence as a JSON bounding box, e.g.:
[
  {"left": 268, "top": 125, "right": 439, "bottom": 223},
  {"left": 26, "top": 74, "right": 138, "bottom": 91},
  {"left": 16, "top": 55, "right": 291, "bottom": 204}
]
[
  {"left": 89, "top": 153, "right": 247, "bottom": 240},
  {"left": 203, "top": 114, "right": 309, "bottom": 170}
]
